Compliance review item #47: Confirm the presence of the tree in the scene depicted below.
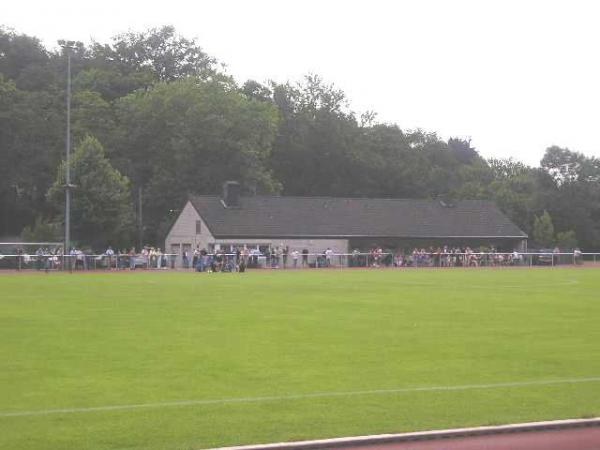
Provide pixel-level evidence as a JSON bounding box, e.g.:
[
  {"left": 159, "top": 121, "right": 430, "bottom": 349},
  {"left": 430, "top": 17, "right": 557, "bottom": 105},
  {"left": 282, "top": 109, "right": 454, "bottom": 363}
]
[
  {"left": 241, "top": 80, "right": 272, "bottom": 102},
  {"left": 270, "top": 76, "right": 362, "bottom": 196},
  {"left": 448, "top": 137, "right": 479, "bottom": 165},
  {"left": 533, "top": 210, "right": 555, "bottom": 247},
  {"left": 541, "top": 146, "right": 600, "bottom": 184},
  {"left": 538, "top": 147, "right": 600, "bottom": 249},
  {"left": 71, "top": 90, "right": 116, "bottom": 147},
  {"left": 555, "top": 230, "right": 578, "bottom": 250},
  {"left": 47, "top": 136, "right": 134, "bottom": 250},
  {"left": 4, "top": 25, "right": 600, "bottom": 251},
  {"left": 109, "top": 26, "right": 216, "bottom": 81},
  {"left": 0, "top": 27, "right": 54, "bottom": 90},
  {"left": 113, "top": 78, "right": 280, "bottom": 244},
  {"left": 488, "top": 158, "right": 529, "bottom": 179},
  {"left": 20, "top": 216, "right": 62, "bottom": 242},
  {"left": 0, "top": 75, "right": 64, "bottom": 236}
]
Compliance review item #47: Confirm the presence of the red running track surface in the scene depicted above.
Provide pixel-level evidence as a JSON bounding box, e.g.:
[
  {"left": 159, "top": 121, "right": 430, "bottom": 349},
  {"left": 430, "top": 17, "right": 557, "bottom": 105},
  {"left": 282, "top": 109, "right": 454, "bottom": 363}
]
[{"left": 346, "top": 427, "right": 600, "bottom": 450}]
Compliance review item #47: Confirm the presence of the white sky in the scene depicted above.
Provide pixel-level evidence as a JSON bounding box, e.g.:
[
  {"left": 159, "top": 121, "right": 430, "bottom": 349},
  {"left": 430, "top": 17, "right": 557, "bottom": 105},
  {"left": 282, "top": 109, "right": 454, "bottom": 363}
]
[{"left": 4, "top": 0, "right": 600, "bottom": 166}]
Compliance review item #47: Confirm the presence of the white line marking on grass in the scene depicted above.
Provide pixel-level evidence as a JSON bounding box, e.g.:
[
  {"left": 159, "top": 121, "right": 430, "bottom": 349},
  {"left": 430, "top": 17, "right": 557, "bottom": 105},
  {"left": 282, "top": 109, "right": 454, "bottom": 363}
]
[
  {"left": 398, "top": 280, "right": 580, "bottom": 290},
  {"left": 2, "top": 376, "right": 600, "bottom": 418}
]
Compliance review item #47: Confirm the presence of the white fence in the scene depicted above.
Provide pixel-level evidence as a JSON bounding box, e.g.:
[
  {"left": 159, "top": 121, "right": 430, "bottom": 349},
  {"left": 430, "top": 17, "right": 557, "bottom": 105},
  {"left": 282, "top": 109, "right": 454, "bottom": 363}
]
[
  {"left": 0, "top": 251, "right": 598, "bottom": 271},
  {"left": 192, "top": 251, "right": 597, "bottom": 271},
  {"left": 0, "top": 253, "right": 178, "bottom": 271}
]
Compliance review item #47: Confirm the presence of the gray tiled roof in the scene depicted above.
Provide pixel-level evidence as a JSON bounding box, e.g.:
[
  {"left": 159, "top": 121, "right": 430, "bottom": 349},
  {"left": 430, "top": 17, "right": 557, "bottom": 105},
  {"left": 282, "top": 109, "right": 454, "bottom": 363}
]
[{"left": 189, "top": 195, "right": 527, "bottom": 239}]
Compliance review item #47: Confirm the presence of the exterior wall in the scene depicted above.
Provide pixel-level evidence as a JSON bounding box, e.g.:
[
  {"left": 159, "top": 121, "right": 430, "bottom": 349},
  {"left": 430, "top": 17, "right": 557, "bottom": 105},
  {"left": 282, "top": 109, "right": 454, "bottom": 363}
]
[
  {"left": 518, "top": 239, "right": 528, "bottom": 252},
  {"left": 212, "top": 237, "right": 349, "bottom": 268},
  {"left": 349, "top": 237, "right": 528, "bottom": 253},
  {"left": 164, "top": 201, "right": 214, "bottom": 266},
  {"left": 164, "top": 203, "right": 349, "bottom": 267},
  {"left": 212, "top": 238, "right": 348, "bottom": 255}
]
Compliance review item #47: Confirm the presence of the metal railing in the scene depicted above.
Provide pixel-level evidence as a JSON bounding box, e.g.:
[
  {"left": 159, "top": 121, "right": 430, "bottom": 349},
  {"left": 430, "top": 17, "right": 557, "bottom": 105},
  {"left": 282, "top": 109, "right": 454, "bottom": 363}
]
[
  {"left": 186, "top": 251, "right": 598, "bottom": 271},
  {"left": 0, "top": 251, "right": 597, "bottom": 271},
  {"left": 0, "top": 253, "right": 178, "bottom": 271}
]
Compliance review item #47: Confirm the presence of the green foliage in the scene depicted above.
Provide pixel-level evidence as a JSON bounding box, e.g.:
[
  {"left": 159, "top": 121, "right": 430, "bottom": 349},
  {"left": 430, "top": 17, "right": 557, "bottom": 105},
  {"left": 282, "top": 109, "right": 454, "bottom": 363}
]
[
  {"left": 47, "top": 136, "right": 134, "bottom": 250},
  {"left": 0, "top": 27, "right": 52, "bottom": 90},
  {"left": 541, "top": 145, "right": 600, "bottom": 184},
  {"left": 555, "top": 230, "right": 578, "bottom": 250},
  {"left": 2, "top": 26, "right": 600, "bottom": 250},
  {"left": 20, "top": 216, "right": 62, "bottom": 242},
  {"left": 0, "top": 74, "right": 63, "bottom": 235},
  {"left": 113, "top": 78, "right": 280, "bottom": 243},
  {"left": 71, "top": 90, "right": 115, "bottom": 146},
  {"left": 533, "top": 210, "right": 555, "bottom": 247},
  {"left": 109, "top": 25, "right": 216, "bottom": 81}
]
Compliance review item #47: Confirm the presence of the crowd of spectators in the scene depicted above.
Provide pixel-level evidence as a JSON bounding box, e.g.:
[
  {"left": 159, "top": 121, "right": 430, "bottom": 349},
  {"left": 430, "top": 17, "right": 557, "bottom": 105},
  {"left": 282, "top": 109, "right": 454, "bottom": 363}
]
[
  {"left": 395, "top": 246, "right": 524, "bottom": 268},
  {"left": 4, "top": 244, "right": 585, "bottom": 271},
  {"left": 176, "top": 244, "right": 589, "bottom": 272},
  {"left": 189, "top": 245, "right": 340, "bottom": 272},
  {"left": 16, "top": 246, "right": 172, "bottom": 271},
  {"left": 351, "top": 245, "right": 571, "bottom": 268},
  {"left": 190, "top": 248, "right": 240, "bottom": 272}
]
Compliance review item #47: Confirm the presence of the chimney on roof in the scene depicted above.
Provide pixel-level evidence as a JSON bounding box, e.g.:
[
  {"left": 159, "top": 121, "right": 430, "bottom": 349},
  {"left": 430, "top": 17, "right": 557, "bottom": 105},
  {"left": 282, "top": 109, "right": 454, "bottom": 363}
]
[{"left": 222, "top": 181, "right": 241, "bottom": 208}]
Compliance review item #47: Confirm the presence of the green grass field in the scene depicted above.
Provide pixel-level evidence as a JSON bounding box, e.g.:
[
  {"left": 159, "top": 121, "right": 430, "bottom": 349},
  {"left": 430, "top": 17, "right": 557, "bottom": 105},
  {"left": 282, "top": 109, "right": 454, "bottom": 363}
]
[{"left": 1, "top": 268, "right": 600, "bottom": 450}]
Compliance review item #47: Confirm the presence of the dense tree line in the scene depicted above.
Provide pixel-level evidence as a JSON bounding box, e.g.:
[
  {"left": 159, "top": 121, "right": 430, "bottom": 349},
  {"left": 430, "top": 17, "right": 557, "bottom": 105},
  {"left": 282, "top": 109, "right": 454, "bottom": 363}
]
[{"left": 1, "top": 26, "right": 599, "bottom": 250}]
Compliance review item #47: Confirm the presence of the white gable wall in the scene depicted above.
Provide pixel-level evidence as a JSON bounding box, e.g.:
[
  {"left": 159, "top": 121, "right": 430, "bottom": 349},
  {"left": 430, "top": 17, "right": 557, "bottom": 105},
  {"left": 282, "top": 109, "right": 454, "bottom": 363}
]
[{"left": 164, "top": 201, "right": 214, "bottom": 266}]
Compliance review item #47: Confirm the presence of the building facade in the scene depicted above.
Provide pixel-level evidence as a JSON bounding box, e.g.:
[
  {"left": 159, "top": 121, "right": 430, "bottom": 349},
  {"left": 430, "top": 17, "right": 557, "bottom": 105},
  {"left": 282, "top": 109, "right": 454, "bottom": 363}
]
[{"left": 165, "top": 182, "right": 528, "bottom": 266}]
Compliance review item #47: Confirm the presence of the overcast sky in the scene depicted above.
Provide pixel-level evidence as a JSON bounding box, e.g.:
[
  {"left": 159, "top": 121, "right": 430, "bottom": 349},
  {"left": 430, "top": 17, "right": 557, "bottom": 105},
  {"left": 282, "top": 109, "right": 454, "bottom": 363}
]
[{"left": 4, "top": 0, "right": 600, "bottom": 166}]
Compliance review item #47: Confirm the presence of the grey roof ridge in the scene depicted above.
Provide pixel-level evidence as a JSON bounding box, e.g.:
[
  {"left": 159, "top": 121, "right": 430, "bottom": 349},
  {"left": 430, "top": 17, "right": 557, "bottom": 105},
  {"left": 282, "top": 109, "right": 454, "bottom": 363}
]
[
  {"left": 188, "top": 193, "right": 493, "bottom": 203},
  {"left": 186, "top": 194, "right": 528, "bottom": 239}
]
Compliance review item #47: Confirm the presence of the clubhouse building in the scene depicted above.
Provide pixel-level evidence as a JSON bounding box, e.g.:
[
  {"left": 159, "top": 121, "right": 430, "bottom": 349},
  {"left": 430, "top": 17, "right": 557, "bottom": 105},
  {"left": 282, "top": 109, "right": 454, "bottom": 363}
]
[{"left": 165, "top": 182, "right": 527, "bottom": 263}]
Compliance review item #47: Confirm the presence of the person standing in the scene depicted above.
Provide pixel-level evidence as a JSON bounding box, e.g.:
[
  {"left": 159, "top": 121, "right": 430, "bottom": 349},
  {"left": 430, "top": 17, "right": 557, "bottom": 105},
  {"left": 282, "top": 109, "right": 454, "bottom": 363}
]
[
  {"left": 325, "top": 247, "right": 333, "bottom": 267},
  {"left": 105, "top": 246, "right": 114, "bottom": 270},
  {"left": 574, "top": 247, "right": 582, "bottom": 265},
  {"left": 282, "top": 246, "right": 289, "bottom": 268},
  {"left": 182, "top": 250, "right": 189, "bottom": 269},
  {"left": 35, "top": 247, "right": 44, "bottom": 271},
  {"left": 192, "top": 247, "right": 199, "bottom": 270},
  {"left": 129, "top": 247, "right": 136, "bottom": 270},
  {"left": 16, "top": 247, "right": 24, "bottom": 271},
  {"left": 302, "top": 248, "right": 309, "bottom": 267},
  {"left": 155, "top": 248, "right": 162, "bottom": 269}
]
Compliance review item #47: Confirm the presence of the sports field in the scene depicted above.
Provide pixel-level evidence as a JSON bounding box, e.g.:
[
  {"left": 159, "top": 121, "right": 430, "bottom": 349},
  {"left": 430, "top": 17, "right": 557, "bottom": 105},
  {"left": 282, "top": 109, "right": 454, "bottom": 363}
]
[{"left": 1, "top": 268, "right": 599, "bottom": 450}]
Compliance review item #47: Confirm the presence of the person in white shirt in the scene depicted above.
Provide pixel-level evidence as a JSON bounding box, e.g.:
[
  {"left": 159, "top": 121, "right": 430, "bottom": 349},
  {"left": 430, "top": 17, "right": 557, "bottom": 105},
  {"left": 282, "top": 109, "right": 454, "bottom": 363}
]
[
  {"left": 325, "top": 248, "right": 333, "bottom": 267},
  {"left": 291, "top": 250, "right": 300, "bottom": 268},
  {"left": 105, "top": 246, "right": 114, "bottom": 269},
  {"left": 154, "top": 248, "right": 161, "bottom": 268}
]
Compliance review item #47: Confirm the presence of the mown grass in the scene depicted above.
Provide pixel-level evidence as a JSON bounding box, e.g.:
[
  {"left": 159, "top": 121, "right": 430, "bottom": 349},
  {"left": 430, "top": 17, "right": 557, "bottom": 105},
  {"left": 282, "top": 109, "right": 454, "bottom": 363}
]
[{"left": 1, "top": 268, "right": 599, "bottom": 450}]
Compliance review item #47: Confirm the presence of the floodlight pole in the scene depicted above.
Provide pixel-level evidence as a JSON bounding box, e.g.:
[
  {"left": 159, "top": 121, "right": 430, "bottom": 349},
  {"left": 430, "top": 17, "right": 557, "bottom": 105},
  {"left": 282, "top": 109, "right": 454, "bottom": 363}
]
[
  {"left": 138, "top": 186, "right": 143, "bottom": 251},
  {"left": 65, "top": 49, "right": 72, "bottom": 256},
  {"left": 62, "top": 44, "right": 76, "bottom": 260}
]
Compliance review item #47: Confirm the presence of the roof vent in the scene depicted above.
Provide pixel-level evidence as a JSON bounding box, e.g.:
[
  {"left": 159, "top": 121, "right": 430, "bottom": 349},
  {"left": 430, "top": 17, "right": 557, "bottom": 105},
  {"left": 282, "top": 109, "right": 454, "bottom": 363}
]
[{"left": 222, "top": 181, "right": 241, "bottom": 208}]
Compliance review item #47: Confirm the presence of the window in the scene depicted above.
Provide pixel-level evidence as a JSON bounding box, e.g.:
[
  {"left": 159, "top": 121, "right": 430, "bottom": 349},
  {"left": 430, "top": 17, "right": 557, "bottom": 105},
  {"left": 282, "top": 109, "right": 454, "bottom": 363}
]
[{"left": 196, "top": 220, "right": 202, "bottom": 234}]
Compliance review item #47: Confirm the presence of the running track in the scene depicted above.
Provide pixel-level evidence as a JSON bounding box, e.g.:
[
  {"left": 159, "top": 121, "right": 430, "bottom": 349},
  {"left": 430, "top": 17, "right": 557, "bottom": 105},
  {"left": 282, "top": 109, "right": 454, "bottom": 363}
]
[
  {"left": 347, "top": 427, "right": 600, "bottom": 450},
  {"left": 212, "top": 419, "right": 600, "bottom": 450}
]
